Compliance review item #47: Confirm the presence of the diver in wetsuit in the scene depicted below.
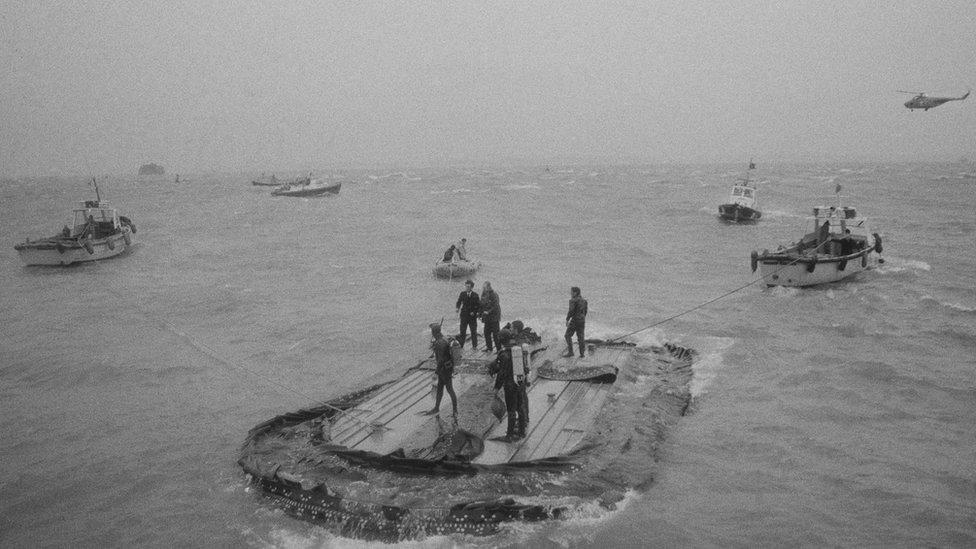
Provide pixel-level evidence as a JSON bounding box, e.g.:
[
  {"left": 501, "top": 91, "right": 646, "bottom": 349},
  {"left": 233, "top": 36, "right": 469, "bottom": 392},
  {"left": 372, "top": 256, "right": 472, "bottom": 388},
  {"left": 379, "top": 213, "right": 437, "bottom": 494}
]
[
  {"left": 423, "top": 323, "right": 458, "bottom": 417},
  {"left": 491, "top": 329, "right": 529, "bottom": 441},
  {"left": 564, "top": 286, "right": 588, "bottom": 357}
]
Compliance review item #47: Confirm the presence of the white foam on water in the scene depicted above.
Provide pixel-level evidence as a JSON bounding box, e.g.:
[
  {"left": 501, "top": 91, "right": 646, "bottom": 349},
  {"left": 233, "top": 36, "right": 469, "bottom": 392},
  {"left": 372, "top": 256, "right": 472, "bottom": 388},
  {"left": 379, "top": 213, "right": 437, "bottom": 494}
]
[
  {"left": 875, "top": 255, "right": 931, "bottom": 274},
  {"left": 922, "top": 294, "right": 976, "bottom": 314},
  {"left": 762, "top": 209, "right": 806, "bottom": 220},
  {"left": 542, "top": 489, "right": 642, "bottom": 547},
  {"left": 686, "top": 336, "right": 734, "bottom": 397},
  {"left": 768, "top": 285, "right": 801, "bottom": 298}
]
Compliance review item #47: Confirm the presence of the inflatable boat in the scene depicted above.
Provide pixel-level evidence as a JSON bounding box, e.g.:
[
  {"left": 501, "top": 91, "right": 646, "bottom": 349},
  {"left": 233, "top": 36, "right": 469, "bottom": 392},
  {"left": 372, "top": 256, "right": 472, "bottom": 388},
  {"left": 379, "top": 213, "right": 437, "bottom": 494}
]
[{"left": 432, "top": 259, "right": 480, "bottom": 279}]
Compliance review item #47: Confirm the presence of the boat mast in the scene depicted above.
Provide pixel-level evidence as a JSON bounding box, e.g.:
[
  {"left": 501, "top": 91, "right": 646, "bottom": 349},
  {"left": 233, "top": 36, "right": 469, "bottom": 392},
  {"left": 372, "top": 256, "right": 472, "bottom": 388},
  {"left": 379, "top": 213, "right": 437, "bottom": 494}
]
[{"left": 90, "top": 176, "right": 102, "bottom": 203}]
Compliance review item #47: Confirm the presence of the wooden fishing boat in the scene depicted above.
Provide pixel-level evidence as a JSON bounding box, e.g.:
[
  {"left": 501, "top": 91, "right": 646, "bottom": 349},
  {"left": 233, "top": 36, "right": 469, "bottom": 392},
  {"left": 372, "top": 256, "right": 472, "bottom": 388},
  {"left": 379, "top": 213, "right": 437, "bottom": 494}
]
[
  {"left": 271, "top": 177, "right": 341, "bottom": 197},
  {"left": 432, "top": 258, "right": 480, "bottom": 278},
  {"left": 718, "top": 162, "right": 761, "bottom": 222},
  {"left": 14, "top": 182, "right": 136, "bottom": 266},
  {"left": 751, "top": 198, "right": 882, "bottom": 287},
  {"left": 238, "top": 327, "right": 694, "bottom": 540}
]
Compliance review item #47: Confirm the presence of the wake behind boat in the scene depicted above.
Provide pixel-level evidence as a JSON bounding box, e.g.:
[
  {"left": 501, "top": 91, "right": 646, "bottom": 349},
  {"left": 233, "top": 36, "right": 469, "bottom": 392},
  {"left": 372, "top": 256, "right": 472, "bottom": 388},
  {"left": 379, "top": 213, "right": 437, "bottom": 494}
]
[
  {"left": 238, "top": 326, "right": 694, "bottom": 540},
  {"left": 13, "top": 180, "right": 136, "bottom": 266},
  {"left": 271, "top": 176, "right": 341, "bottom": 197},
  {"left": 751, "top": 196, "right": 882, "bottom": 287}
]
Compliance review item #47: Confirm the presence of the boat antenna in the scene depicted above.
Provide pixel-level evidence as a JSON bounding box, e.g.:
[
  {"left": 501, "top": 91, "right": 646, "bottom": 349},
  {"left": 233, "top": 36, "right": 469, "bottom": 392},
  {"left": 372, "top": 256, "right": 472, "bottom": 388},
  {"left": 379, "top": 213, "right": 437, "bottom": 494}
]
[{"left": 90, "top": 176, "right": 101, "bottom": 203}]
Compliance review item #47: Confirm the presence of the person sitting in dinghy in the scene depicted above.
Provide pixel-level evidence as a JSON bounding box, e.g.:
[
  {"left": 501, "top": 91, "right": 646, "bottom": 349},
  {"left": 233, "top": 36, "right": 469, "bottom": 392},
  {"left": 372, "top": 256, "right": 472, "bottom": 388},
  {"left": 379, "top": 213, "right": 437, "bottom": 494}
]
[
  {"left": 454, "top": 238, "right": 468, "bottom": 261},
  {"left": 442, "top": 245, "right": 456, "bottom": 263}
]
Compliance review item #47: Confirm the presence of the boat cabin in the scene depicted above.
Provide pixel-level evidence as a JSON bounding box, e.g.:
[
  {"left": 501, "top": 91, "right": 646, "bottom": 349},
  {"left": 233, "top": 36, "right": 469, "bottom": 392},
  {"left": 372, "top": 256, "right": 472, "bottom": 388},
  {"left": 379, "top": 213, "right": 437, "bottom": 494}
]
[
  {"left": 729, "top": 181, "right": 757, "bottom": 207},
  {"left": 69, "top": 200, "right": 120, "bottom": 238},
  {"left": 796, "top": 203, "right": 869, "bottom": 256},
  {"left": 811, "top": 204, "right": 859, "bottom": 233}
]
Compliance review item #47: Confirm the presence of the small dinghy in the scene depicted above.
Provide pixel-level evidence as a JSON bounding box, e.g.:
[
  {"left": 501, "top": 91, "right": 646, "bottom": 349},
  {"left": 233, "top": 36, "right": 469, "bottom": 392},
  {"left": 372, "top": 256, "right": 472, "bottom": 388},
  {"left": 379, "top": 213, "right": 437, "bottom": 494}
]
[
  {"left": 432, "top": 258, "right": 480, "bottom": 278},
  {"left": 14, "top": 179, "right": 136, "bottom": 266},
  {"left": 238, "top": 326, "right": 695, "bottom": 540}
]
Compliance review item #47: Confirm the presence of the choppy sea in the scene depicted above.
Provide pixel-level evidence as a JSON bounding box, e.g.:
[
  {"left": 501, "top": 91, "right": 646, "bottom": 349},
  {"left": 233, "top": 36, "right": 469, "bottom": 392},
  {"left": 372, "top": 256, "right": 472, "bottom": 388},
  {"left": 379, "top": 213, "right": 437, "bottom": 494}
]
[{"left": 1, "top": 163, "right": 974, "bottom": 548}]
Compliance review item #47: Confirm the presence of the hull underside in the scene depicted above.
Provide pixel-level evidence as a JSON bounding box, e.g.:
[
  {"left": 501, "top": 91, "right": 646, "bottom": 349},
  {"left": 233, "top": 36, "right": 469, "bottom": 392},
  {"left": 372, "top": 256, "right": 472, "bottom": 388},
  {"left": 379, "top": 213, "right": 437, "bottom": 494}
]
[{"left": 238, "top": 337, "right": 695, "bottom": 540}]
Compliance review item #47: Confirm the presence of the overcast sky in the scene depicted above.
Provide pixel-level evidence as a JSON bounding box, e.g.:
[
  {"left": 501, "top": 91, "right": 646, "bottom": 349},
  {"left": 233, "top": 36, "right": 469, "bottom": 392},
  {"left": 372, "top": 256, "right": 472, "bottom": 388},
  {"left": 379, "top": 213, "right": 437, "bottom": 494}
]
[{"left": 2, "top": 1, "right": 975, "bottom": 176}]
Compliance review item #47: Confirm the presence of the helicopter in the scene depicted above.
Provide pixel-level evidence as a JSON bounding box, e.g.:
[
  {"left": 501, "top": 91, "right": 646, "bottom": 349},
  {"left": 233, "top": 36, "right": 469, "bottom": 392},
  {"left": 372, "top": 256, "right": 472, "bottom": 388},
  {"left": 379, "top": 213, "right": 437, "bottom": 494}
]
[{"left": 898, "top": 89, "right": 970, "bottom": 111}]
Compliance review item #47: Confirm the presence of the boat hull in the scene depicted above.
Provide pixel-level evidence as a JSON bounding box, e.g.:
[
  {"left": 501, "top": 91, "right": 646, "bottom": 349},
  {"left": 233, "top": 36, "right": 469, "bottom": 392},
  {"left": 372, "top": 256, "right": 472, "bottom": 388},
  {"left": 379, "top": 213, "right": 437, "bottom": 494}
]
[
  {"left": 758, "top": 247, "right": 873, "bottom": 287},
  {"left": 433, "top": 259, "right": 480, "bottom": 278},
  {"left": 718, "top": 203, "right": 761, "bottom": 222},
  {"left": 14, "top": 231, "right": 133, "bottom": 266},
  {"left": 238, "top": 336, "right": 694, "bottom": 540},
  {"left": 271, "top": 182, "right": 341, "bottom": 197}
]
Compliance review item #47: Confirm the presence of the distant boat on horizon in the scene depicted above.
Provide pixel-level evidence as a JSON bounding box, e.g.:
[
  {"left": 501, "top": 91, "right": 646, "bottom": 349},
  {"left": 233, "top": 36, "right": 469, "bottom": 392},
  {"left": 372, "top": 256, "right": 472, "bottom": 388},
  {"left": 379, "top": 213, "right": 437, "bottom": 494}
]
[{"left": 138, "top": 163, "right": 165, "bottom": 176}]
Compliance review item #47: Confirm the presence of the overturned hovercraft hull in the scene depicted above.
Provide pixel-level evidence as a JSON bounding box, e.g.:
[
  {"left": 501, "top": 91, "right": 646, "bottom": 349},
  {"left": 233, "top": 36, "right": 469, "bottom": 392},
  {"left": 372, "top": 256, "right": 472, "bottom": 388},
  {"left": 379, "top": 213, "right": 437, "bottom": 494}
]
[{"left": 239, "top": 330, "right": 694, "bottom": 540}]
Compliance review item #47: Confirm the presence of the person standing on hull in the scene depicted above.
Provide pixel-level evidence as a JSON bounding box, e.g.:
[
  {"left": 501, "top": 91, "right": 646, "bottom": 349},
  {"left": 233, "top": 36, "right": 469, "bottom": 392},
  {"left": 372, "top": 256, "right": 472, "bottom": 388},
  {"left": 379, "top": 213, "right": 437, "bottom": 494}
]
[
  {"left": 491, "top": 329, "right": 529, "bottom": 441},
  {"left": 456, "top": 279, "right": 480, "bottom": 350},
  {"left": 564, "top": 286, "right": 588, "bottom": 357},
  {"left": 423, "top": 323, "right": 458, "bottom": 417},
  {"left": 480, "top": 281, "right": 501, "bottom": 352}
]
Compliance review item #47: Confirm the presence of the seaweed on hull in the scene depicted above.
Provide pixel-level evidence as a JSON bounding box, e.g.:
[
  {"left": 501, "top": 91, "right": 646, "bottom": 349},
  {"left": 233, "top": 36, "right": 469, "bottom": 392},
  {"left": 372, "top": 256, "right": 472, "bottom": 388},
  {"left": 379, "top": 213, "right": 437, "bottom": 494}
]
[{"left": 238, "top": 333, "right": 696, "bottom": 541}]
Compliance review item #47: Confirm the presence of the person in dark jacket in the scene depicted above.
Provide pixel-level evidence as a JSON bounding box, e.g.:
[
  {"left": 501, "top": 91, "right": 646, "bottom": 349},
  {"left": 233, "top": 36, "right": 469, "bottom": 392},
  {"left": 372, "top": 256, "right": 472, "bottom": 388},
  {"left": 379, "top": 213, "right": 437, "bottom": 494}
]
[
  {"left": 442, "top": 245, "right": 456, "bottom": 263},
  {"left": 455, "top": 279, "right": 480, "bottom": 349},
  {"left": 423, "top": 323, "right": 458, "bottom": 416},
  {"left": 479, "top": 281, "right": 501, "bottom": 352},
  {"left": 564, "top": 286, "right": 588, "bottom": 357},
  {"left": 490, "top": 329, "right": 528, "bottom": 441}
]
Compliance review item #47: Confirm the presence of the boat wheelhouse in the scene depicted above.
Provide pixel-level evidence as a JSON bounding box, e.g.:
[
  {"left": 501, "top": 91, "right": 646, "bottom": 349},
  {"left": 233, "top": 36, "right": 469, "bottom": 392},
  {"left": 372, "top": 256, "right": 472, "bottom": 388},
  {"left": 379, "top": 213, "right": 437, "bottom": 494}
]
[{"left": 718, "top": 178, "right": 761, "bottom": 222}]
